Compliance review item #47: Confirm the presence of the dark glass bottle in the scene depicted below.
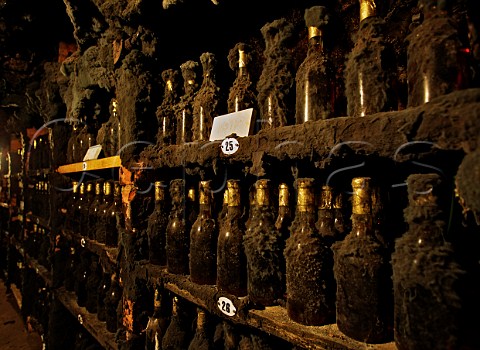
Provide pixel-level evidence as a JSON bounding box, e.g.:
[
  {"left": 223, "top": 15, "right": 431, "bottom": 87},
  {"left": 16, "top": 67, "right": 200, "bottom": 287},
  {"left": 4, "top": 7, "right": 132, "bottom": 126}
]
[
  {"left": 88, "top": 180, "right": 103, "bottom": 240},
  {"left": 145, "top": 287, "right": 171, "bottom": 350},
  {"left": 105, "top": 182, "right": 121, "bottom": 247},
  {"left": 156, "top": 69, "right": 180, "bottom": 146},
  {"left": 96, "top": 271, "right": 110, "bottom": 322},
  {"left": 192, "top": 52, "right": 220, "bottom": 142},
  {"left": 85, "top": 259, "right": 101, "bottom": 313},
  {"left": 96, "top": 181, "right": 113, "bottom": 244},
  {"left": 244, "top": 179, "right": 285, "bottom": 306},
  {"left": 166, "top": 179, "right": 190, "bottom": 275},
  {"left": 316, "top": 185, "right": 343, "bottom": 246},
  {"left": 345, "top": 0, "right": 397, "bottom": 116},
  {"left": 295, "top": 6, "right": 336, "bottom": 123},
  {"left": 285, "top": 178, "right": 335, "bottom": 325},
  {"left": 188, "top": 308, "right": 213, "bottom": 350},
  {"left": 73, "top": 182, "right": 85, "bottom": 234},
  {"left": 80, "top": 182, "right": 94, "bottom": 237},
  {"left": 217, "top": 180, "right": 247, "bottom": 297},
  {"left": 257, "top": 18, "right": 295, "bottom": 129},
  {"left": 105, "top": 272, "right": 122, "bottom": 333},
  {"left": 407, "top": 0, "right": 470, "bottom": 107},
  {"left": 190, "top": 180, "right": 217, "bottom": 285},
  {"left": 65, "top": 181, "right": 79, "bottom": 231},
  {"left": 176, "top": 61, "right": 199, "bottom": 144},
  {"left": 275, "top": 183, "right": 292, "bottom": 241},
  {"left": 64, "top": 245, "right": 78, "bottom": 291},
  {"left": 217, "top": 188, "right": 229, "bottom": 231},
  {"left": 333, "top": 191, "right": 346, "bottom": 236},
  {"left": 392, "top": 173, "right": 465, "bottom": 350},
  {"left": 332, "top": 177, "right": 393, "bottom": 343},
  {"left": 227, "top": 42, "right": 257, "bottom": 114},
  {"left": 74, "top": 251, "right": 91, "bottom": 307},
  {"left": 162, "top": 297, "right": 194, "bottom": 350},
  {"left": 147, "top": 181, "right": 169, "bottom": 265}
]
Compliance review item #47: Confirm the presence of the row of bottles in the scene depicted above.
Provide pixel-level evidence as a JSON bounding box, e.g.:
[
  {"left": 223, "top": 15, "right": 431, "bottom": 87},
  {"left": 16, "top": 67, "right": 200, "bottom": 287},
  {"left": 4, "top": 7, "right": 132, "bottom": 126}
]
[
  {"left": 153, "top": 0, "right": 473, "bottom": 146},
  {"left": 64, "top": 180, "right": 122, "bottom": 247}
]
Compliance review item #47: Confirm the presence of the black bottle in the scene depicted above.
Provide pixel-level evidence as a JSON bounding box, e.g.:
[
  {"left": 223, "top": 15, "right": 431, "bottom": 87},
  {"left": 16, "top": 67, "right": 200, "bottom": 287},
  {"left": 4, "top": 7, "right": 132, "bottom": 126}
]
[
  {"left": 244, "top": 179, "right": 285, "bottom": 306},
  {"left": 96, "top": 271, "right": 110, "bottom": 322},
  {"left": 162, "top": 297, "right": 194, "bottom": 350},
  {"left": 147, "top": 181, "right": 169, "bottom": 265},
  {"left": 190, "top": 180, "right": 217, "bottom": 285},
  {"left": 285, "top": 178, "right": 335, "bottom": 325},
  {"left": 74, "top": 251, "right": 91, "bottom": 307},
  {"left": 332, "top": 177, "right": 393, "bottom": 343},
  {"left": 105, "top": 273, "right": 122, "bottom": 333},
  {"left": 392, "top": 173, "right": 465, "bottom": 350}
]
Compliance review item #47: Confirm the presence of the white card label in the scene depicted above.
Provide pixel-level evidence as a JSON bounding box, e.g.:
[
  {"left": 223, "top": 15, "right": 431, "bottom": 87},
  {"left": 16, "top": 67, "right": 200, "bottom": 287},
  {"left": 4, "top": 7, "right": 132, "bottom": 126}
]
[
  {"left": 217, "top": 297, "right": 236, "bottom": 316},
  {"left": 83, "top": 144, "right": 102, "bottom": 161},
  {"left": 210, "top": 108, "right": 253, "bottom": 141},
  {"left": 221, "top": 138, "right": 239, "bottom": 155}
]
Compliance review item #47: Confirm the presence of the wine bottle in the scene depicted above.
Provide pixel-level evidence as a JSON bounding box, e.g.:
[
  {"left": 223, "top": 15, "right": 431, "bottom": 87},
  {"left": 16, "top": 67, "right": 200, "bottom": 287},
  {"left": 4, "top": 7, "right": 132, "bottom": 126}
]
[
  {"left": 227, "top": 42, "right": 257, "bottom": 115},
  {"left": 190, "top": 180, "right": 217, "bottom": 285},
  {"left": 176, "top": 61, "right": 199, "bottom": 144},
  {"left": 97, "top": 270, "right": 110, "bottom": 322},
  {"left": 157, "top": 69, "right": 180, "bottom": 146},
  {"left": 105, "top": 182, "right": 122, "bottom": 247},
  {"left": 275, "top": 183, "right": 292, "bottom": 241},
  {"left": 285, "top": 178, "right": 335, "bottom": 325},
  {"left": 392, "top": 173, "right": 465, "bottom": 350},
  {"left": 147, "top": 181, "right": 169, "bottom": 266},
  {"left": 74, "top": 250, "right": 91, "bottom": 307},
  {"left": 316, "top": 185, "right": 343, "bottom": 246},
  {"left": 217, "top": 188, "right": 229, "bottom": 231},
  {"left": 64, "top": 245, "right": 78, "bottom": 291},
  {"left": 217, "top": 180, "right": 247, "bottom": 297},
  {"left": 333, "top": 191, "right": 346, "bottom": 236},
  {"left": 188, "top": 308, "right": 213, "bottom": 350},
  {"left": 145, "top": 287, "right": 171, "bottom": 350},
  {"left": 166, "top": 179, "right": 190, "bottom": 275},
  {"left": 162, "top": 297, "right": 194, "bottom": 350},
  {"left": 295, "top": 6, "right": 336, "bottom": 123},
  {"left": 332, "top": 177, "right": 393, "bottom": 343},
  {"left": 192, "top": 52, "right": 220, "bottom": 142},
  {"left": 65, "top": 181, "right": 78, "bottom": 231},
  {"left": 257, "top": 18, "right": 295, "bottom": 129},
  {"left": 88, "top": 180, "right": 103, "bottom": 240},
  {"left": 105, "top": 272, "right": 122, "bottom": 333},
  {"left": 86, "top": 259, "right": 102, "bottom": 313},
  {"left": 244, "top": 179, "right": 285, "bottom": 306},
  {"left": 345, "top": 0, "right": 397, "bottom": 116},
  {"left": 80, "top": 182, "right": 94, "bottom": 237},
  {"left": 407, "top": 0, "right": 470, "bottom": 107},
  {"left": 96, "top": 181, "right": 113, "bottom": 244},
  {"left": 73, "top": 182, "right": 85, "bottom": 234}
]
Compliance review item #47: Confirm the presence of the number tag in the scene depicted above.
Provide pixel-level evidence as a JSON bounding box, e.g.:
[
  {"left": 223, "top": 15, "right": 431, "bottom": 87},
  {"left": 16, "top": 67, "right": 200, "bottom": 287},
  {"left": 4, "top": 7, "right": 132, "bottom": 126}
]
[
  {"left": 82, "top": 162, "right": 87, "bottom": 170},
  {"left": 217, "top": 296, "right": 236, "bottom": 317},
  {"left": 221, "top": 138, "right": 239, "bottom": 155}
]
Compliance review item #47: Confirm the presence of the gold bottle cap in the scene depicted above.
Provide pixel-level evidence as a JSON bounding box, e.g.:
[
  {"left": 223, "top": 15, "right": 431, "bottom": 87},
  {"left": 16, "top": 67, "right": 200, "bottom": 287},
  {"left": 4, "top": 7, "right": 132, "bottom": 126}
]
[
  {"left": 72, "top": 181, "right": 79, "bottom": 194},
  {"left": 238, "top": 49, "right": 246, "bottom": 68},
  {"left": 319, "top": 185, "right": 333, "bottom": 210},
  {"left": 308, "top": 26, "right": 322, "bottom": 40},
  {"left": 95, "top": 182, "right": 102, "bottom": 195},
  {"left": 87, "top": 183, "right": 93, "bottom": 193},
  {"left": 154, "top": 181, "right": 165, "bottom": 201},
  {"left": 255, "top": 179, "right": 270, "bottom": 207},
  {"left": 297, "top": 178, "right": 315, "bottom": 211},
  {"left": 166, "top": 80, "right": 173, "bottom": 91},
  {"left": 79, "top": 182, "right": 85, "bottom": 195},
  {"left": 199, "top": 181, "right": 212, "bottom": 205},
  {"left": 352, "top": 177, "right": 371, "bottom": 214},
  {"left": 278, "top": 183, "right": 289, "bottom": 207},
  {"left": 187, "top": 187, "right": 196, "bottom": 202},
  {"left": 227, "top": 180, "right": 241, "bottom": 207},
  {"left": 360, "top": 0, "right": 377, "bottom": 22},
  {"left": 104, "top": 181, "right": 112, "bottom": 196}
]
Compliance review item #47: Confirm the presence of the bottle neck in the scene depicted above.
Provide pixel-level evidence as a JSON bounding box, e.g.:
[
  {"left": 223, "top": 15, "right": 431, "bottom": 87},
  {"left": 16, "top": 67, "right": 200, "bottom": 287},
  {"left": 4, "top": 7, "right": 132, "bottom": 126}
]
[
  {"left": 199, "top": 203, "right": 212, "bottom": 217},
  {"left": 351, "top": 213, "right": 373, "bottom": 237}
]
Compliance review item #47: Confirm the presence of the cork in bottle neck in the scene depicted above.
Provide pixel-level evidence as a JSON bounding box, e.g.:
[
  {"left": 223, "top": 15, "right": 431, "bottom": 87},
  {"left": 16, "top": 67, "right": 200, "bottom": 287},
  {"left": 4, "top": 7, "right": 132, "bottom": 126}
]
[
  {"left": 352, "top": 177, "right": 372, "bottom": 214},
  {"left": 238, "top": 49, "right": 246, "bottom": 69},
  {"left": 360, "top": 0, "right": 377, "bottom": 22},
  {"left": 166, "top": 80, "right": 173, "bottom": 92},
  {"left": 278, "top": 183, "right": 289, "bottom": 207},
  {"left": 154, "top": 181, "right": 165, "bottom": 201},
  {"left": 72, "top": 182, "right": 79, "bottom": 194},
  {"left": 227, "top": 180, "right": 241, "bottom": 207},
  {"left": 296, "top": 178, "right": 315, "bottom": 212},
  {"left": 319, "top": 185, "right": 333, "bottom": 210},
  {"left": 254, "top": 179, "right": 270, "bottom": 207}
]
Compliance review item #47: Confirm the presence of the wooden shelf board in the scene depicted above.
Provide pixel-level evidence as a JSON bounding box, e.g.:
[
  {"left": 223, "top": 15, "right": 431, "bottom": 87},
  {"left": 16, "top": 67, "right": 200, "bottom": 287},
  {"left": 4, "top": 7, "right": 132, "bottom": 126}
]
[
  {"left": 57, "top": 156, "right": 121, "bottom": 174},
  {"left": 55, "top": 287, "right": 118, "bottom": 350}
]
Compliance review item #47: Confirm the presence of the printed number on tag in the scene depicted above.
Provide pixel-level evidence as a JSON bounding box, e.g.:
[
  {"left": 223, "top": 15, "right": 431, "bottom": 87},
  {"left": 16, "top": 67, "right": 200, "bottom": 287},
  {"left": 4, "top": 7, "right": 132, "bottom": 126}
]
[
  {"left": 217, "top": 297, "right": 236, "bottom": 316},
  {"left": 221, "top": 138, "right": 239, "bottom": 155}
]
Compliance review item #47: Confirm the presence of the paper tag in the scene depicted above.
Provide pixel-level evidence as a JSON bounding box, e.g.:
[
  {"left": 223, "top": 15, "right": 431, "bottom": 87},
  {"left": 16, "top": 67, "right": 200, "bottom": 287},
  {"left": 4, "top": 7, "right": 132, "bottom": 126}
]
[
  {"left": 217, "top": 297, "right": 236, "bottom": 316},
  {"left": 221, "top": 138, "right": 239, "bottom": 155},
  {"left": 83, "top": 144, "right": 102, "bottom": 161},
  {"left": 210, "top": 108, "right": 253, "bottom": 141}
]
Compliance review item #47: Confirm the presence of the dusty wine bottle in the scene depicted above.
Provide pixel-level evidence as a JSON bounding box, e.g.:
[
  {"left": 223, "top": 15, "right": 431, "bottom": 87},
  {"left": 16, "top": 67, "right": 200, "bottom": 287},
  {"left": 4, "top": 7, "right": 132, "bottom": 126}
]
[
  {"left": 332, "top": 177, "right": 393, "bottom": 343},
  {"left": 162, "top": 297, "right": 194, "bottom": 350},
  {"left": 407, "top": 0, "right": 470, "bottom": 107},
  {"left": 316, "top": 185, "right": 340, "bottom": 246},
  {"left": 285, "top": 178, "right": 336, "bottom": 325},
  {"left": 176, "top": 61, "right": 199, "bottom": 144},
  {"left": 192, "top": 53, "right": 220, "bottom": 142},
  {"left": 80, "top": 182, "right": 94, "bottom": 237},
  {"left": 345, "top": 0, "right": 397, "bottom": 116},
  {"left": 188, "top": 308, "right": 213, "bottom": 350},
  {"left": 96, "top": 181, "right": 113, "bottom": 244},
  {"left": 217, "top": 180, "right": 247, "bottom": 297},
  {"left": 392, "top": 173, "right": 465, "bottom": 350},
  {"left": 105, "top": 272, "right": 122, "bottom": 333},
  {"left": 217, "top": 188, "right": 229, "bottom": 230},
  {"left": 156, "top": 69, "right": 180, "bottom": 146},
  {"left": 104, "top": 182, "right": 121, "bottom": 247},
  {"left": 295, "top": 6, "right": 335, "bottom": 123},
  {"left": 227, "top": 43, "right": 257, "bottom": 114},
  {"left": 275, "top": 183, "right": 292, "bottom": 241},
  {"left": 145, "top": 287, "right": 171, "bottom": 350},
  {"left": 166, "top": 179, "right": 190, "bottom": 275},
  {"left": 88, "top": 180, "right": 103, "bottom": 240},
  {"left": 244, "top": 179, "right": 285, "bottom": 306},
  {"left": 333, "top": 191, "right": 346, "bottom": 236},
  {"left": 190, "top": 180, "right": 217, "bottom": 285},
  {"left": 147, "top": 181, "right": 169, "bottom": 265}
]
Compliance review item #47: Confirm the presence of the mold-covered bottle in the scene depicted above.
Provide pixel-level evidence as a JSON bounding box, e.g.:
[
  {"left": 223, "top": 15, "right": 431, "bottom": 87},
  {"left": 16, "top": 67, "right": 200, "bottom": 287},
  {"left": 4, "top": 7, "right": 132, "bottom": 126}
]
[
  {"left": 188, "top": 308, "right": 213, "bottom": 350},
  {"left": 162, "top": 297, "right": 194, "bottom": 350},
  {"left": 190, "top": 181, "right": 217, "bottom": 285},
  {"left": 217, "top": 180, "right": 247, "bottom": 297},
  {"left": 147, "top": 181, "right": 169, "bottom": 265},
  {"left": 176, "top": 61, "right": 199, "bottom": 144},
  {"left": 96, "top": 270, "right": 110, "bottom": 322},
  {"left": 105, "top": 273, "right": 122, "bottom": 333},
  {"left": 407, "top": 0, "right": 471, "bottom": 107},
  {"left": 192, "top": 53, "right": 220, "bottom": 142},
  {"left": 295, "top": 6, "right": 336, "bottom": 123},
  {"left": 275, "top": 183, "right": 292, "bottom": 241},
  {"left": 244, "top": 179, "right": 285, "bottom": 305},
  {"left": 156, "top": 69, "right": 180, "bottom": 146},
  {"left": 285, "top": 178, "right": 335, "bottom": 325},
  {"left": 166, "top": 179, "right": 190, "bottom": 275},
  {"left": 316, "top": 185, "right": 344, "bottom": 246},
  {"left": 345, "top": 0, "right": 397, "bottom": 116},
  {"left": 257, "top": 18, "right": 295, "bottom": 129},
  {"left": 145, "top": 287, "right": 171, "bottom": 350},
  {"left": 333, "top": 177, "right": 393, "bottom": 343},
  {"left": 227, "top": 43, "right": 257, "bottom": 114},
  {"left": 392, "top": 173, "right": 465, "bottom": 350}
]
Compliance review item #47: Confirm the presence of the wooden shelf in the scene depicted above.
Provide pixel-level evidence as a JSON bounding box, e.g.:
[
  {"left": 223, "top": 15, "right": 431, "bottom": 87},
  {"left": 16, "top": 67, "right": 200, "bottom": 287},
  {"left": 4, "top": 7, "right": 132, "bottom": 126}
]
[
  {"left": 55, "top": 287, "right": 118, "bottom": 350},
  {"left": 143, "top": 265, "right": 396, "bottom": 350},
  {"left": 56, "top": 156, "right": 121, "bottom": 174}
]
